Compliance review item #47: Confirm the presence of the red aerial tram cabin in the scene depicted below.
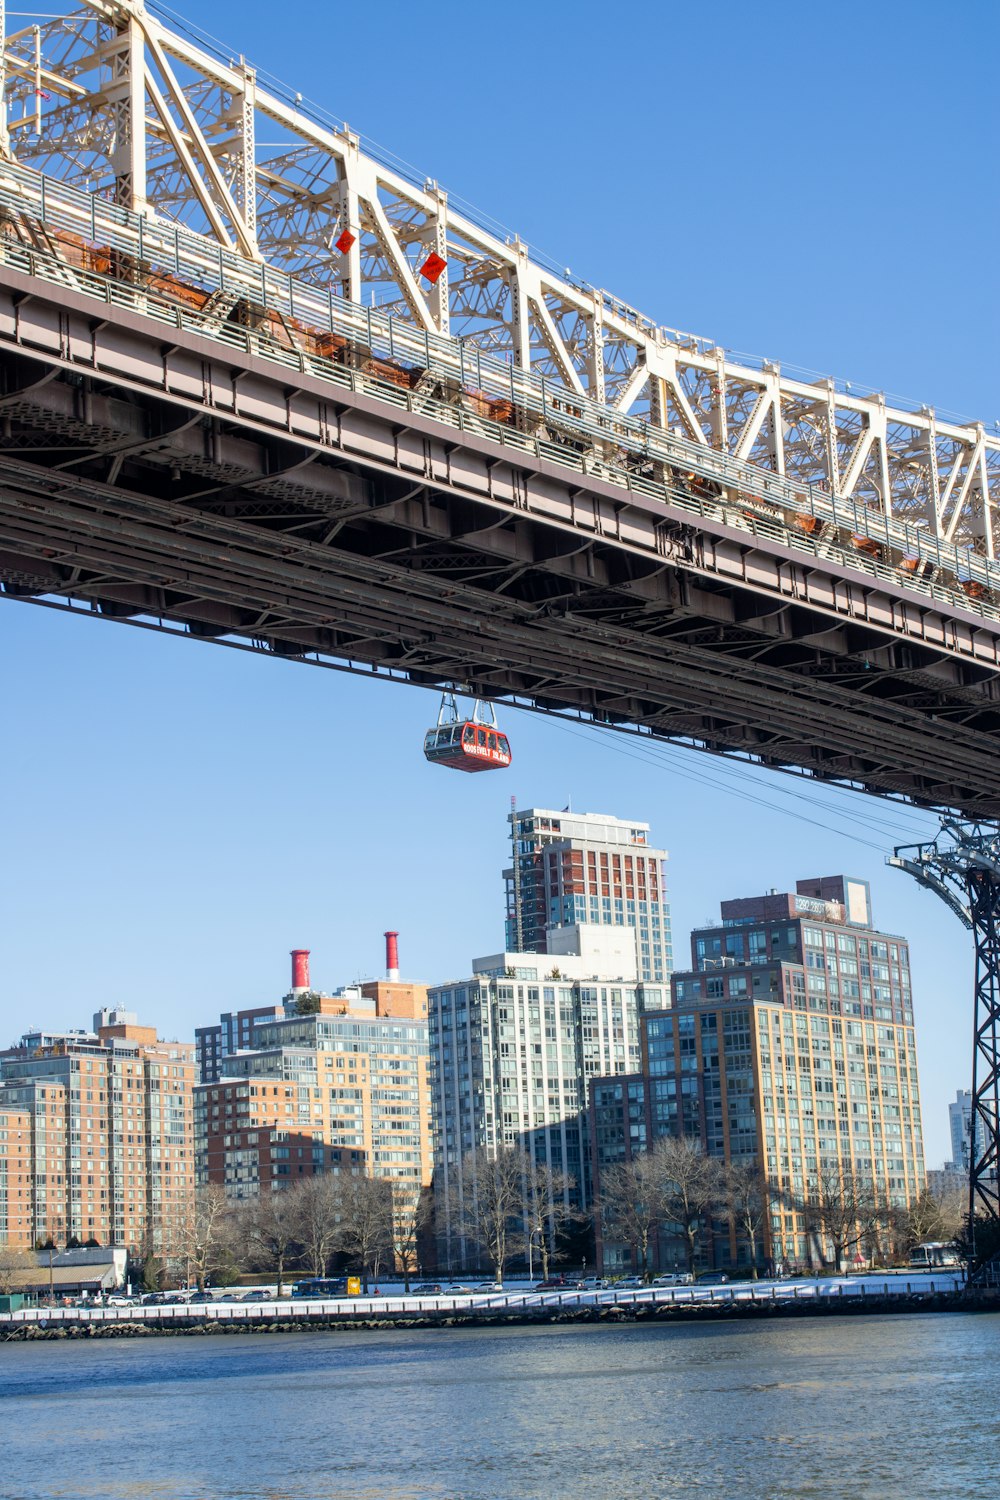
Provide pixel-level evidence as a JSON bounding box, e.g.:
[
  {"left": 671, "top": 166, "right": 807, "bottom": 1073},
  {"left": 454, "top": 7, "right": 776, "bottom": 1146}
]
[{"left": 423, "top": 695, "right": 512, "bottom": 773}]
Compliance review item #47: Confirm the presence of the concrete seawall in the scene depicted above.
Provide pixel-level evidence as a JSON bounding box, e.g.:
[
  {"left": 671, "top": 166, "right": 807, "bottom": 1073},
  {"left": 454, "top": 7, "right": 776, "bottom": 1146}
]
[{"left": 3, "top": 1283, "right": 995, "bottom": 1340}]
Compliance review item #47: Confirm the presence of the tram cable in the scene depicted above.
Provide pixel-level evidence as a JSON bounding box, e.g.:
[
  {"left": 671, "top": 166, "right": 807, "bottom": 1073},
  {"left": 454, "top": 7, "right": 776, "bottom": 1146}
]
[
  {"left": 510, "top": 705, "right": 936, "bottom": 855},
  {"left": 604, "top": 734, "right": 935, "bottom": 843}
]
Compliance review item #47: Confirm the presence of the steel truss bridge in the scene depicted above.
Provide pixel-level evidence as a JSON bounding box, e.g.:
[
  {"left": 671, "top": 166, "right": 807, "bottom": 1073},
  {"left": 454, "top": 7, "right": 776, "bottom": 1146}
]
[{"left": 0, "top": 1, "right": 999, "bottom": 819}]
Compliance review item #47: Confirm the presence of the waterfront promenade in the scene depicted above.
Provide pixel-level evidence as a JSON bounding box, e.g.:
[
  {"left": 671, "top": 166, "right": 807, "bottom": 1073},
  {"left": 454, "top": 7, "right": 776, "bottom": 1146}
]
[{"left": 0, "top": 1271, "right": 972, "bottom": 1338}]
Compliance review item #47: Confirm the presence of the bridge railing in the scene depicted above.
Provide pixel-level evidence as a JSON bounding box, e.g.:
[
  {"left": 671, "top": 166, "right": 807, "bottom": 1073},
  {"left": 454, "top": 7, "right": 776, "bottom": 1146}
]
[
  {"left": 0, "top": 158, "right": 997, "bottom": 618},
  {"left": 0, "top": 1276, "right": 959, "bottom": 1332},
  {"left": 0, "top": 221, "right": 994, "bottom": 631}
]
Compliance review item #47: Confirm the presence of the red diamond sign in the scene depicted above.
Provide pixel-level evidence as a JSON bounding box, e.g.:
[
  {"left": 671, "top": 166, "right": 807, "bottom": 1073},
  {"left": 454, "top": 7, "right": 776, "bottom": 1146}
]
[
  {"left": 419, "top": 252, "right": 447, "bottom": 285},
  {"left": 335, "top": 229, "right": 356, "bottom": 255}
]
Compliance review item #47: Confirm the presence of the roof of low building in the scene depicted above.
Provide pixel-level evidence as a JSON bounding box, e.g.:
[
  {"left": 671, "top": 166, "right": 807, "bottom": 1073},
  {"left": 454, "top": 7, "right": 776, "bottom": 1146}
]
[{"left": 4, "top": 1263, "right": 118, "bottom": 1292}]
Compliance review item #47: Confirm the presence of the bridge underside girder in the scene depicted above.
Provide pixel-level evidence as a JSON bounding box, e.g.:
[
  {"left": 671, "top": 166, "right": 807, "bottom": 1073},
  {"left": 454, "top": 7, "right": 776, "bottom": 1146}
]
[{"left": 1, "top": 273, "right": 1000, "bottom": 817}]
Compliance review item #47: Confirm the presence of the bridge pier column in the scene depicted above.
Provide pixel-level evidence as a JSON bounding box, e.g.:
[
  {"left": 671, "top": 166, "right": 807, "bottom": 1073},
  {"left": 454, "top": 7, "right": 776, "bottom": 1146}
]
[{"left": 967, "top": 866, "right": 1000, "bottom": 1232}]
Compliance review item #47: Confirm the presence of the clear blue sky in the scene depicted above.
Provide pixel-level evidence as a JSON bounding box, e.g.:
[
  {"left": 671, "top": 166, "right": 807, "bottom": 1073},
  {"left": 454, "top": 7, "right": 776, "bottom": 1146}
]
[{"left": 2, "top": 0, "right": 997, "bottom": 1168}]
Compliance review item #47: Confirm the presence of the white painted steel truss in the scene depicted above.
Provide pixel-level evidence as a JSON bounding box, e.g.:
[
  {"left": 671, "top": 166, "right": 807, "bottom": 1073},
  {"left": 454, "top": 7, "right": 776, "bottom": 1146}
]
[{"left": 0, "top": 0, "right": 996, "bottom": 555}]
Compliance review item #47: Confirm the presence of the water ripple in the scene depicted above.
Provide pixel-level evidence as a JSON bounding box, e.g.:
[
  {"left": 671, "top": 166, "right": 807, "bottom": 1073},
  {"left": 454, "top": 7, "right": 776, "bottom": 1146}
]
[{"left": 1, "top": 1313, "right": 997, "bottom": 1500}]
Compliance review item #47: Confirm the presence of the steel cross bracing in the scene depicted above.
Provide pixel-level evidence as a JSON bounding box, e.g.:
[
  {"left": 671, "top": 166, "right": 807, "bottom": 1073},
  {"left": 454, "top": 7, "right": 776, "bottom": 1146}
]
[
  {"left": 890, "top": 825, "right": 1000, "bottom": 1248},
  {"left": 0, "top": 1, "right": 997, "bottom": 560}
]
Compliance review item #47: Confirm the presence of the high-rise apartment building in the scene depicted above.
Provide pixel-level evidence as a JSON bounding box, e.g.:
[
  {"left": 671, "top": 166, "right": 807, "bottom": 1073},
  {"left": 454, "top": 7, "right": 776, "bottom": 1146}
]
[
  {"left": 591, "top": 875, "right": 926, "bottom": 1273},
  {"left": 948, "top": 1089, "right": 973, "bottom": 1170},
  {"left": 505, "top": 807, "right": 671, "bottom": 982},
  {"left": 589, "top": 1075, "right": 649, "bottom": 1179},
  {"left": 194, "top": 946, "right": 429, "bottom": 1085},
  {"left": 429, "top": 927, "right": 652, "bottom": 1268},
  {"left": 0, "top": 1010, "right": 195, "bottom": 1258},
  {"left": 196, "top": 952, "right": 432, "bottom": 1230},
  {"left": 938, "top": 1087, "right": 995, "bottom": 1195},
  {"left": 0, "top": 1099, "right": 33, "bottom": 1250},
  {"left": 196, "top": 1004, "right": 287, "bottom": 1085}
]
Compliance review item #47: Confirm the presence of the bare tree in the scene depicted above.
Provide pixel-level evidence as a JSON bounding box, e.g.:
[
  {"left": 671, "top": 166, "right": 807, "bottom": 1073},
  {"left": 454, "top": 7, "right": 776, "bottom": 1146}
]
[
  {"left": 170, "top": 1184, "right": 238, "bottom": 1290},
  {"left": 934, "top": 1185, "right": 969, "bottom": 1244},
  {"left": 800, "top": 1166, "right": 882, "bottom": 1271},
  {"left": 524, "top": 1161, "right": 579, "bottom": 1281},
  {"left": 722, "top": 1162, "right": 768, "bottom": 1279},
  {"left": 453, "top": 1145, "right": 526, "bottom": 1283},
  {"left": 131, "top": 1228, "right": 166, "bottom": 1293},
  {"left": 598, "top": 1155, "right": 666, "bottom": 1278},
  {"left": 388, "top": 1184, "right": 433, "bottom": 1292},
  {"left": 860, "top": 1186, "right": 895, "bottom": 1268},
  {"left": 292, "top": 1175, "right": 344, "bottom": 1279},
  {"left": 337, "top": 1174, "right": 394, "bottom": 1291},
  {"left": 885, "top": 1187, "right": 965, "bottom": 1265},
  {"left": 876, "top": 1197, "right": 904, "bottom": 1269},
  {"left": 648, "top": 1137, "right": 724, "bottom": 1274},
  {"left": 0, "top": 1246, "right": 35, "bottom": 1294},
  {"left": 239, "top": 1188, "right": 303, "bottom": 1296}
]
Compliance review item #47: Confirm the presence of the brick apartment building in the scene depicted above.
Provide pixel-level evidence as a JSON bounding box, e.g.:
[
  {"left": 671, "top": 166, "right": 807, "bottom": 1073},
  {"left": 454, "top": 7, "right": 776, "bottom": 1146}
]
[
  {"left": 0, "top": 1010, "right": 195, "bottom": 1259},
  {"left": 591, "top": 876, "right": 926, "bottom": 1273},
  {"left": 196, "top": 950, "right": 432, "bottom": 1232}
]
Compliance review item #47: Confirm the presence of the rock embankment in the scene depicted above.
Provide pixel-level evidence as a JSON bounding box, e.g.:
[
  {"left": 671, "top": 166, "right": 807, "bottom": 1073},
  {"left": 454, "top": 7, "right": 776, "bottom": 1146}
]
[{"left": 3, "top": 1288, "right": 987, "bottom": 1341}]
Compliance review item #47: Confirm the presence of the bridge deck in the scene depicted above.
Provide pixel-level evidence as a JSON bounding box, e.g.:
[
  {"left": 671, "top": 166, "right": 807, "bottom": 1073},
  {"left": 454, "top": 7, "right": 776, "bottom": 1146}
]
[{"left": 0, "top": 223, "right": 998, "bottom": 817}]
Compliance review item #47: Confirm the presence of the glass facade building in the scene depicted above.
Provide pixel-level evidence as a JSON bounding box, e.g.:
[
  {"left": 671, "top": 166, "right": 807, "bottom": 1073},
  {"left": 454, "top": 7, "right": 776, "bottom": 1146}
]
[{"left": 429, "top": 940, "right": 653, "bottom": 1267}]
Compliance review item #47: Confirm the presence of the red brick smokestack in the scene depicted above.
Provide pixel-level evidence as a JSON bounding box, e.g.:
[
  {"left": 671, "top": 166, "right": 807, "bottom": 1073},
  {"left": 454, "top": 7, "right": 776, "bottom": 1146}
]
[
  {"left": 384, "top": 931, "right": 400, "bottom": 982},
  {"left": 290, "top": 948, "right": 311, "bottom": 994}
]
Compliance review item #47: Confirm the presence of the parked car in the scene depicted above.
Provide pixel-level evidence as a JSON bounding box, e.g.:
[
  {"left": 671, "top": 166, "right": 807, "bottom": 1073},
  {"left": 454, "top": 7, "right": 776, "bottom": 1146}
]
[
  {"left": 441, "top": 1283, "right": 473, "bottom": 1295},
  {"left": 474, "top": 1281, "right": 504, "bottom": 1292},
  {"left": 653, "top": 1272, "right": 694, "bottom": 1286},
  {"left": 534, "top": 1277, "right": 584, "bottom": 1291},
  {"left": 696, "top": 1272, "right": 730, "bottom": 1286},
  {"left": 187, "top": 1290, "right": 215, "bottom": 1303},
  {"left": 241, "top": 1289, "right": 274, "bottom": 1303},
  {"left": 613, "top": 1276, "right": 645, "bottom": 1289},
  {"left": 582, "top": 1277, "right": 609, "bottom": 1289},
  {"left": 410, "top": 1283, "right": 444, "bottom": 1295}
]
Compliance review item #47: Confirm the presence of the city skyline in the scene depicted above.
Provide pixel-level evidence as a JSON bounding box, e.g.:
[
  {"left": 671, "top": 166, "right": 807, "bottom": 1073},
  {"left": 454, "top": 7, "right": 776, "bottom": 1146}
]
[
  {"left": 0, "top": 861, "right": 940, "bottom": 1275},
  {"left": 0, "top": 641, "right": 965, "bottom": 1173}
]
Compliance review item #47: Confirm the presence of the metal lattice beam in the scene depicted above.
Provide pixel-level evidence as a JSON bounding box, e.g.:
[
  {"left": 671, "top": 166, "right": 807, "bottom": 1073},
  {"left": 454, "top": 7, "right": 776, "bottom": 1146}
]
[
  {"left": 968, "top": 868, "right": 1000, "bottom": 1225},
  {"left": 0, "top": 0, "right": 995, "bottom": 555}
]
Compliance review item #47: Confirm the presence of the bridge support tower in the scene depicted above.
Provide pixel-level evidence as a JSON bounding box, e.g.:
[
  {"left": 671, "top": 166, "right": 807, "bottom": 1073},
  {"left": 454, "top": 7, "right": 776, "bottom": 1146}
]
[{"left": 889, "top": 823, "right": 1000, "bottom": 1281}]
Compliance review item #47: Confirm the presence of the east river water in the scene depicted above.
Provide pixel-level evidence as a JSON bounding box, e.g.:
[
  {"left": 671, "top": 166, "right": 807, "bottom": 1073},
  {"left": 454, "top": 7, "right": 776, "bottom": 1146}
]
[{"left": 2, "top": 1313, "right": 998, "bottom": 1500}]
